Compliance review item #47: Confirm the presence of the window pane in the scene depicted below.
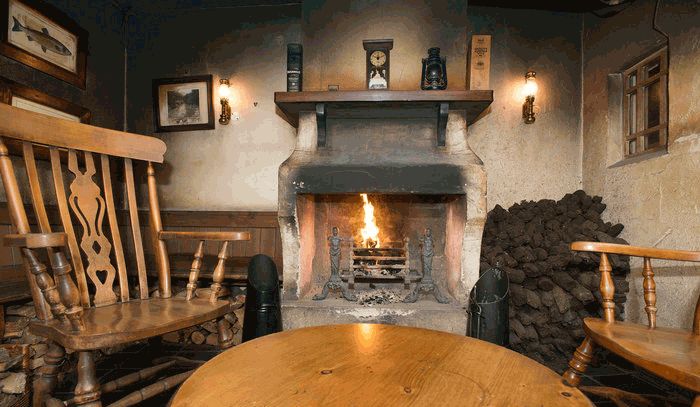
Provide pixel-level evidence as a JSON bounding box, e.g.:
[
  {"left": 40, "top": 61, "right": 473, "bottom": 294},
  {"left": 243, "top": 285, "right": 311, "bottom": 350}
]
[
  {"left": 646, "top": 59, "right": 661, "bottom": 78},
  {"left": 628, "top": 92, "right": 637, "bottom": 134},
  {"left": 628, "top": 72, "right": 637, "bottom": 87},
  {"left": 628, "top": 139, "right": 637, "bottom": 155},
  {"left": 646, "top": 131, "right": 660, "bottom": 149},
  {"left": 646, "top": 80, "right": 660, "bottom": 128}
]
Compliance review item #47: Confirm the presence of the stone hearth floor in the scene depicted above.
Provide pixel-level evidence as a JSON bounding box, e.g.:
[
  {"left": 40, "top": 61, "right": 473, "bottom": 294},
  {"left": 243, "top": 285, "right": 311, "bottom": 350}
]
[{"left": 53, "top": 340, "right": 693, "bottom": 406}]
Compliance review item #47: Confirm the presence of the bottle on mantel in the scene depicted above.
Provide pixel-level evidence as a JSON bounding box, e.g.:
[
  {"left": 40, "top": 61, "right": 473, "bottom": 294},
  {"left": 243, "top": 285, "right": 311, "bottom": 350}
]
[{"left": 287, "top": 43, "right": 303, "bottom": 92}]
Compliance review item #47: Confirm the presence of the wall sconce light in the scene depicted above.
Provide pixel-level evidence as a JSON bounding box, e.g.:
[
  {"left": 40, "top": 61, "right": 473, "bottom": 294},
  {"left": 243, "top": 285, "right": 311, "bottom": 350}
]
[
  {"left": 522, "top": 71, "right": 537, "bottom": 124},
  {"left": 219, "top": 78, "right": 231, "bottom": 125}
]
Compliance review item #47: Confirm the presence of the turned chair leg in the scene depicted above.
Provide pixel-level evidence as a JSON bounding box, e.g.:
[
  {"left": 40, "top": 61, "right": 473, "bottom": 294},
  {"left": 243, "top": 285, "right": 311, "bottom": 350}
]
[
  {"left": 217, "top": 317, "right": 234, "bottom": 349},
  {"left": 562, "top": 336, "right": 595, "bottom": 387},
  {"left": 74, "top": 351, "right": 101, "bottom": 407},
  {"left": 33, "top": 341, "right": 65, "bottom": 406}
]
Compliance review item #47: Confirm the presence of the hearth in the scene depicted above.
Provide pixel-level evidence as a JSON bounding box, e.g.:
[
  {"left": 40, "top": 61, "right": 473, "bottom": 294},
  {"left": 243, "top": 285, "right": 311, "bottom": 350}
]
[{"left": 275, "top": 90, "right": 493, "bottom": 334}]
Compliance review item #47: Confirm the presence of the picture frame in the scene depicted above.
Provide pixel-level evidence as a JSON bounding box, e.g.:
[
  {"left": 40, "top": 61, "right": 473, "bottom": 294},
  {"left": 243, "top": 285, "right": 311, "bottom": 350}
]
[
  {"left": 0, "top": 76, "right": 90, "bottom": 158},
  {"left": 0, "top": 76, "right": 90, "bottom": 122},
  {"left": 0, "top": 0, "right": 88, "bottom": 89},
  {"left": 152, "top": 75, "right": 215, "bottom": 133}
]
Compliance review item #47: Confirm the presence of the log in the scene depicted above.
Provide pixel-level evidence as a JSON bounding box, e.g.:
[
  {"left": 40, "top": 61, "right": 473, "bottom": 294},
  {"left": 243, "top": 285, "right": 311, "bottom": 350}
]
[
  {"left": 205, "top": 333, "right": 219, "bottom": 346},
  {"left": 190, "top": 331, "right": 206, "bottom": 345}
]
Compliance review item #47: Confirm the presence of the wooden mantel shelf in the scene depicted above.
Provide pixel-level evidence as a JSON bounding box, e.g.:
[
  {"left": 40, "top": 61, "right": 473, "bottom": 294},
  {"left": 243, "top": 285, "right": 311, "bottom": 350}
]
[{"left": 274, "top": 90, "right": 493, "bottom": 147}]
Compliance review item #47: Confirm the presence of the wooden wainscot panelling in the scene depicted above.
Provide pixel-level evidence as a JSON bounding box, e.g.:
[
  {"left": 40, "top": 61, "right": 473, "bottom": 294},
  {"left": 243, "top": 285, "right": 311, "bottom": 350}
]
[{"left": 0, "top": 203, "right": 282, "bottom": 287}]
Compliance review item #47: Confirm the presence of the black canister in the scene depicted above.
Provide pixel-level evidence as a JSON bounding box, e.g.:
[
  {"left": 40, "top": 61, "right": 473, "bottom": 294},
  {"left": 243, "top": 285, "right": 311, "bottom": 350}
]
[
  {"left": 242, "top": 254, "right": 282, "bottom": 342},
  {"left": 467, "top": 266, "right": 510, "bottom": 346}
]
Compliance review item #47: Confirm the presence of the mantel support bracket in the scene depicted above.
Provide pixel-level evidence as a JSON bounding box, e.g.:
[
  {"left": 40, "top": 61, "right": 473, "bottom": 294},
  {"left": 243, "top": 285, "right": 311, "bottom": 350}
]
[
  {"left": 315, "top": 101, "right": 450, "bottom": 148},
  {"left": 316, "top": 103, "right": 326, "bottom": 147},
  {"left": 437, "top": 102, "right": 449, "bottom": 147}
]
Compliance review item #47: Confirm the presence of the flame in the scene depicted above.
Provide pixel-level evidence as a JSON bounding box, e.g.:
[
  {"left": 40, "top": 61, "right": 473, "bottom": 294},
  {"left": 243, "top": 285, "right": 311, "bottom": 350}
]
[{"left": 360, "top": 193, "right": 380, "bottom": 247}]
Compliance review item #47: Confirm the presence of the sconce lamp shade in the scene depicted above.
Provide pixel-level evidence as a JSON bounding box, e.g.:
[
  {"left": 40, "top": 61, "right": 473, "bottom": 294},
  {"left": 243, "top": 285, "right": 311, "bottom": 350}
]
[
  {"left": 219, "top": 79, "right": 231, "bottom": 100},
  {"left": 219, "top": 78, "right": 232, "bottom": 125},
  {"left": 522, "top": 71, "right": 537, "bottom": 124},
  {"left": 524, "top": 71, "right": 537, "bottom": 97}
]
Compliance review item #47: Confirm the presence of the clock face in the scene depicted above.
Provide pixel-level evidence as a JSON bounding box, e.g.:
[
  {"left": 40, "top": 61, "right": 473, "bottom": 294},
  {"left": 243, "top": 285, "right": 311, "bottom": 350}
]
[{"left": 370, "top": 50, "right": 387, "bottom": 67}]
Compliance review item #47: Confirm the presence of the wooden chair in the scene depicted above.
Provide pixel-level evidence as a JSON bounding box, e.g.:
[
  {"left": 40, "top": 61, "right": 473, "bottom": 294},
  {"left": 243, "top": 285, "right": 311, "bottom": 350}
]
[
  {"left": 0, "top": 103, "right": 250, "bottom": 406},
  {"left": 562, "top": 241, "right": 700, "bottom": 405}
]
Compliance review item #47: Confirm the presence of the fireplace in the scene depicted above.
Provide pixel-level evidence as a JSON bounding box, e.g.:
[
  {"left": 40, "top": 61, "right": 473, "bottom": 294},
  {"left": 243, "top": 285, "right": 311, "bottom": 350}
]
[{"left": 275, "top": 90, "right": 493, "bottom": 334}]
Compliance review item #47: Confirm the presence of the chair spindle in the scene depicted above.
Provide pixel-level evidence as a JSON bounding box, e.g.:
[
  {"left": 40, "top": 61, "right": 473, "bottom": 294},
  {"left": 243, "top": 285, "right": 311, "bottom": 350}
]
[
  {"left": 599, "top": 252, "right": 615, "bottom": 322},
  {"left": 210, "top": 241, "right": 229, "bottom": 303},
  {"left": 22, "top": 143, "right": 64, "bottom": 311},
  {"left": 100, "top": 154, "right": 129, "bottom": 303},
  {"left": 49, "top": 251, "right": 84, "bottom": 331},
  {"left": 186, "top": 241, "right": 205, "bottom": 301},
  {"left": 147, "top": 162, "right": 171, "bottom": 298},
  {"left": 23, "top": 249, "right": 68, "bottom": 323},
  {"left": 642, "top": 257, "right": 657, "bottom": 328},
  {"left": 124, "top": 158, "right": 149, "bottom": 299}
]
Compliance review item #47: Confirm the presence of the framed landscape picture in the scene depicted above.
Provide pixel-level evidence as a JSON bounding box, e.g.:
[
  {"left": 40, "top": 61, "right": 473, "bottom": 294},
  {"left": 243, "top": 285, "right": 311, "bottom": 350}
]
[
  {"left": 152, "top": 75, "right": 215, "bottom": 132},
  {"left": 0, "top": 0, "right": 88, "bottom": 89}
]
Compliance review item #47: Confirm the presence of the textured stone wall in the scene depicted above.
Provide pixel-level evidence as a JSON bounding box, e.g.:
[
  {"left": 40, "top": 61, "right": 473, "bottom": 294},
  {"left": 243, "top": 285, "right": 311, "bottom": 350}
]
[{"left": 581, "top": 0, "right": 700, "bottom": 329}]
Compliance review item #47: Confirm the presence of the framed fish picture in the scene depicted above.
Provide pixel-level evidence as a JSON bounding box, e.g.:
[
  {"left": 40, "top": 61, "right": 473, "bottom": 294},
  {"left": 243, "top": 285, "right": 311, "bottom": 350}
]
[
  {"left": 0, "top": 0, "right": 88, "bottom": 89},
  {"left": 152, "top": 75, "right": 215, "bottom": 133}
]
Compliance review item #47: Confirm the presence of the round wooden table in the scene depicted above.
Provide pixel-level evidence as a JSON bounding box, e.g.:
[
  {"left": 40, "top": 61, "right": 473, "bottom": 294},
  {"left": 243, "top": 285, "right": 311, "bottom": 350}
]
[{"left": 171, "top": 324, "right": 592, "bottom": 406}]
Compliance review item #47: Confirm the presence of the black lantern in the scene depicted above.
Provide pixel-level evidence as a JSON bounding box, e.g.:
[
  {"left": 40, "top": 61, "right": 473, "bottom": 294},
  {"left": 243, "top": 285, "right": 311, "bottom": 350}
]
[{"left": 421, "top": 47, "right": 447, "bottom": 90}]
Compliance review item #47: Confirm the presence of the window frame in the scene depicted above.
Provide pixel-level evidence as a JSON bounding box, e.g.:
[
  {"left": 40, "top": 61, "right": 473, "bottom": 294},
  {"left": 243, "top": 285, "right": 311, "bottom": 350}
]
[{"left": 622, "top": 47, "right": 668, "bottom": 159}]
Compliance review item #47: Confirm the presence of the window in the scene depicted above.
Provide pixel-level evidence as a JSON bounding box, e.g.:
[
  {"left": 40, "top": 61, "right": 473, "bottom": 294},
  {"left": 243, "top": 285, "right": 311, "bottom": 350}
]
[{"left": 622, "top": 48, "right": 668, "bottom": 158}]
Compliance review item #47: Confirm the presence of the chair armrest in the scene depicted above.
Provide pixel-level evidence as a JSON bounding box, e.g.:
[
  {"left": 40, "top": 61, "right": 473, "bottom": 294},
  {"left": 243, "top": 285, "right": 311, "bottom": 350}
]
[
  {"left": 571, "top": 242, "right": 700, "bottom": 262},
  {"left": 3, "top": 233, "right": 66, "bottom": 249},
  {"left": 158, "top": 230, "right": 251, "bottom": 242}
]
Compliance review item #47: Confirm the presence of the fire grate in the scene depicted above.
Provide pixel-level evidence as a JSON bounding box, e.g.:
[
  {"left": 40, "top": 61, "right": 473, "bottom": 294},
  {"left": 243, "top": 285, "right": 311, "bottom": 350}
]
[
  {"left": 341, "top": 239, "right": 417, "bottom": 298},
  {"left": 351, "top": 241, "right": 409, "bottom": 277}
]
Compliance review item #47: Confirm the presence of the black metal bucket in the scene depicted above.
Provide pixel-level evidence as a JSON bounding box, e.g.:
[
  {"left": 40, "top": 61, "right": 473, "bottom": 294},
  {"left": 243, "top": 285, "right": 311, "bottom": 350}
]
[
  {"left": 242, "top": 254, "right": 282, "bottom": 342},
  {"left": 467, "top": 267, "right": 509, "bottom": 346}
]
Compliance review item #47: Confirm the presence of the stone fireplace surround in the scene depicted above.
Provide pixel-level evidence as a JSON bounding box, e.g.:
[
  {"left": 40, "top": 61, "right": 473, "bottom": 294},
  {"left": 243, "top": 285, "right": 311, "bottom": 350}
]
[{"left": 277, "top": 92, "right": 491, "bottom": 334}]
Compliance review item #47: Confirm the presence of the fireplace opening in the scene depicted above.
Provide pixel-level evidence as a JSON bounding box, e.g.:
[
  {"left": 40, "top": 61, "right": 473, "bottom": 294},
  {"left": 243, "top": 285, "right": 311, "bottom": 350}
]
[{"left": 295, "top": 193, "right": 467, "bottom": 303}]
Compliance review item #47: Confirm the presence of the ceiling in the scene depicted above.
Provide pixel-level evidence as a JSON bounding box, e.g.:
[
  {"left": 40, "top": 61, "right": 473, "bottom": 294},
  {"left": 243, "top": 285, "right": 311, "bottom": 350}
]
[
  {"left": 468, "top": 0, "right": 632, "bottom": 13},
  {"left": 122, "top": 0, "right": 632, "bottom": 14}
]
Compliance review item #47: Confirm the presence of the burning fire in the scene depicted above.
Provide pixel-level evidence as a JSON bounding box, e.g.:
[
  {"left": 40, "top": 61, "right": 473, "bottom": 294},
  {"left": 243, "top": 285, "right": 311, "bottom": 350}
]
[{"left": 360, "top": 193, "right": 380, "bottom": 247}]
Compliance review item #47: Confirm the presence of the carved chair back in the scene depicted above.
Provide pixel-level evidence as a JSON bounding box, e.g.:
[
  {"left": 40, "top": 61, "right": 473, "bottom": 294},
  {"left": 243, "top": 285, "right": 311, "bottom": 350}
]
[{"left": 0, "top": 103, "right": 170, "bottom": 324}]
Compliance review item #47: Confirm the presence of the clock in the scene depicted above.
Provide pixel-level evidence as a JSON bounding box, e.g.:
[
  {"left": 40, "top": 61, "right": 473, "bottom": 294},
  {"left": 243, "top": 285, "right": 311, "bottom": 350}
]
[{"left": 363, "top": 39, "right": 393, "bottom": 90}]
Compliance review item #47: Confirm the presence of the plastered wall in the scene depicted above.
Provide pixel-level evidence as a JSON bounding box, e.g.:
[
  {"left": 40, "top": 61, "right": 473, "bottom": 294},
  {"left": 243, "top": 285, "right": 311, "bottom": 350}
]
[
  {"left": 467, "top": 7, "right": 582, "bottom": 210},
  {"left": 127, "top": 3, "right": 583, "bottom": 212},
  {"left": 126, "top": 4, "right": 301, "bottom": 211},
  {"left": 582, "top": 0, "right": 700, "bottom": 328}
]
